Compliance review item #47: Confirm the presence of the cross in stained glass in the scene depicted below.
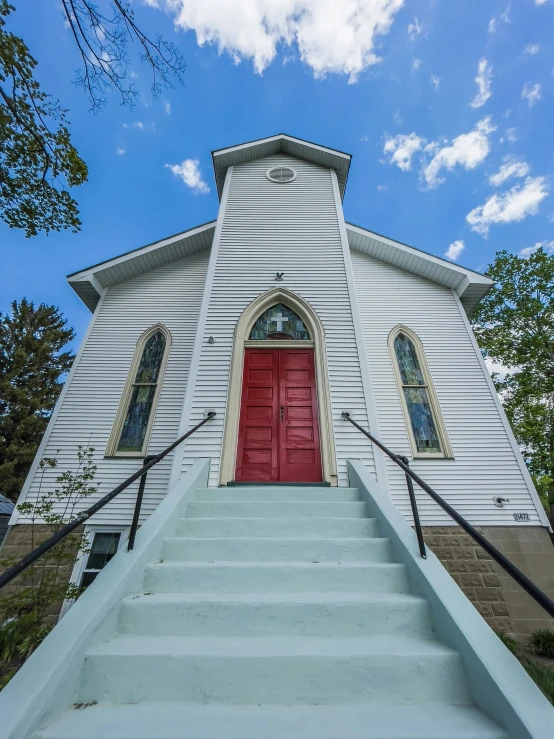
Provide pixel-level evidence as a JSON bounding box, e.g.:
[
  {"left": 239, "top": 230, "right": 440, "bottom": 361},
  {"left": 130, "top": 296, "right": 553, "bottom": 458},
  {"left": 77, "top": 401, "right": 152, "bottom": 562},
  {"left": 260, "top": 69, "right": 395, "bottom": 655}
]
[{"left": 271, "top": 312, "right": 287, "bottom": 331}]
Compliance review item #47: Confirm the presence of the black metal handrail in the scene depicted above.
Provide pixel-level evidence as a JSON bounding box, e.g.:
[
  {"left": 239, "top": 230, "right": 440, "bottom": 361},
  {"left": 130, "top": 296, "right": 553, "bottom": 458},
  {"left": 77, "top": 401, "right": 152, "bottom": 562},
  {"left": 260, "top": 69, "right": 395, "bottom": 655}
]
[
  {"left": 342, "top": 412, "right": 554, "bottom": 621},
  {"left": 0, "top": 413, "right": 216, "bottom": 591}
]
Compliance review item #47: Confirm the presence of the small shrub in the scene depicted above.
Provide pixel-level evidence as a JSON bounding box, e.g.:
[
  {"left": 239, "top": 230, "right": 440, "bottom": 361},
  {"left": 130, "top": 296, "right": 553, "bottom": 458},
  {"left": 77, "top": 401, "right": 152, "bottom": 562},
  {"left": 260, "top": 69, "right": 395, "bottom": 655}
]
[
  {"left": 495, "top": 630, "right": 518, "bottom": 654},
  {"left": 529, "top": 629, "right": 554, "bottom": 659},
  {"left": 525, "top": 661, "right": 554, "bottom": 705},
  {"left": 0, "top": 447, "right": 99, "bottom": 689}
]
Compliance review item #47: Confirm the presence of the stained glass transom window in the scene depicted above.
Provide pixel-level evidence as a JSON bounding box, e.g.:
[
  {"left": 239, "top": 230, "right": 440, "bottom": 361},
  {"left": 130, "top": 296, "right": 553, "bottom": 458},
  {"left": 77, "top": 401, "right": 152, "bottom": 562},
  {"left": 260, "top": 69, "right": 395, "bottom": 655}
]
[
  {"left": 117, "top": 331, "right": 166, "bottom": 453},
  {"left": 249, "top": 303, "right": 310, "bottom": 340},
  {"left": 394, "top": 333, "right": 442, "bottom": 454}
]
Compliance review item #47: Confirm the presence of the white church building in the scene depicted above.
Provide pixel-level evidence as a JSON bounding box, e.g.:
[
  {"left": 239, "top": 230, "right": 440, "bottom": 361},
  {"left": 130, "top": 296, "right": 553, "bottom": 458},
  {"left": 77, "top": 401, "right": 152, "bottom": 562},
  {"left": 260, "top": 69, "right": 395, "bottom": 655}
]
[{"left": 3, "top": 135, "right": 554, "bottom": 739}]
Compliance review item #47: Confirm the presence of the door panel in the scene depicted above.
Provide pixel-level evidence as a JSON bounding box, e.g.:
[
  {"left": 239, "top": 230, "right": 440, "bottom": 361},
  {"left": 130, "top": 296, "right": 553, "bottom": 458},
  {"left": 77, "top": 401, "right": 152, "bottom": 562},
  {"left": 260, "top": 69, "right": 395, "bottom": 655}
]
[
  {"left": 235, "top": 350, "right": 279, "bottom": 482},
  {"left": 279, "top": 350, "right": 322, "bottom": 482},
  {"left": 236, "top": 348, "right": 322, "bottom": 483}
]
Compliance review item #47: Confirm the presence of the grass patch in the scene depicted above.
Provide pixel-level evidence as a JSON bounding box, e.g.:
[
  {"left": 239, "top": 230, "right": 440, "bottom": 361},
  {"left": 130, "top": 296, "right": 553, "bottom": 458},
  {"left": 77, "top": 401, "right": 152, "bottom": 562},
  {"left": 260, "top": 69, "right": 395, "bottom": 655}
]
[
  {"left": 529, "top": 629, "right": 554, "bottom": 659},
  {"left": 495, "top": 630, "right": 518, "bottom": 654},
  {"left": 524, "top": 661, "right": 554, "bottom": 705}
]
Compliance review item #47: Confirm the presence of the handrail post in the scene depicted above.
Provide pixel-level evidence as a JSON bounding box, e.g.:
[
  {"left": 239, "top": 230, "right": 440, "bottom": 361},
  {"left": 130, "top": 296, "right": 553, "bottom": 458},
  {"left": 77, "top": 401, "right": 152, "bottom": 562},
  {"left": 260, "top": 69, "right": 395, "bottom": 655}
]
[
  {"left": 397, "top": 455, "right": 426, "bottom": 559},
  {"left": 128, "top": 455, "right": 156, "bottom": 551}
]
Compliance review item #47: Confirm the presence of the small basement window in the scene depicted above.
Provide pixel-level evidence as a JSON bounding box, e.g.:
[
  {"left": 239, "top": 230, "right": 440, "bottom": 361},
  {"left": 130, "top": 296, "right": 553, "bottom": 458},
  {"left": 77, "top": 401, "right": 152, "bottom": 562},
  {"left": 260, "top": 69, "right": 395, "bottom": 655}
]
[
  {"left": 266, "top": 166, "right": 297, "bottom": 183},
  {"left": 80, "top": 531, "right": 122, "bottom": 588}
]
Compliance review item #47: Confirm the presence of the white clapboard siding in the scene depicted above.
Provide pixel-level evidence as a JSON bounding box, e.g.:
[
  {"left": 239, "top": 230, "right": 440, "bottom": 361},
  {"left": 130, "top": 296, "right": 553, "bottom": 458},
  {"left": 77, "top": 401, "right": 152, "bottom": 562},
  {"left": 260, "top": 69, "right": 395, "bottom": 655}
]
[
  {"left": 180, "top": 154, "right": 375, "bottom": 486},
  {"left": 19, "top": 250, "right": 210, "bottom": 526},
  {"left": 350, "top": 248, "right": 542, "bottom": 526}
]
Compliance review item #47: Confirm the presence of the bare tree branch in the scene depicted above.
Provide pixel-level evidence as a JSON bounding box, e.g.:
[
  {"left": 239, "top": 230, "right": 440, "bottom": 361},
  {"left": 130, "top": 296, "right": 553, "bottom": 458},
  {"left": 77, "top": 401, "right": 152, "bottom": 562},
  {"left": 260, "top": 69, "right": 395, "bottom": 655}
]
[{"left": 60, "top": 0, "right": 186, "bottom": 112}]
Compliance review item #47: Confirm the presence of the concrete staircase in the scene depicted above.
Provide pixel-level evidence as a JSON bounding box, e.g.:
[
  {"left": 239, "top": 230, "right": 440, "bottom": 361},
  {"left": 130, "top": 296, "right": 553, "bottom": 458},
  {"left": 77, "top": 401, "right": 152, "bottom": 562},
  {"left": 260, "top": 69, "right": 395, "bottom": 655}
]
[{"left": 37, "top": 485, "right": 508, "bottom": 739}]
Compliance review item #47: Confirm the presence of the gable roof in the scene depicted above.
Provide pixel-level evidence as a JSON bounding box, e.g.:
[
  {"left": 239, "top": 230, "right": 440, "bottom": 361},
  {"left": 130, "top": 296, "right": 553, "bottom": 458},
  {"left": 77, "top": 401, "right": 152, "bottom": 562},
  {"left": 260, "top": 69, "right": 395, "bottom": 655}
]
[
  {"left": 212, "top": 134, "right": 351, "bottom": 200},
  {"left": 68, "top": 221, "right": 216, "bottom": 311},
  {"left": 346, "top": 222, "right": 492, "bottom": 313}
]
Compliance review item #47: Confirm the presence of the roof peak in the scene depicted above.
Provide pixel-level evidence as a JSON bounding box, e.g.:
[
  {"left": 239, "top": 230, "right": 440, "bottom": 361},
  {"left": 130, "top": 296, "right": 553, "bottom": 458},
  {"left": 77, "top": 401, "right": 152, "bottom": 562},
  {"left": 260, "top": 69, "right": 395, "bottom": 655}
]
[{"left": 211, "top": 133, "right": 351, "bottom": 200}]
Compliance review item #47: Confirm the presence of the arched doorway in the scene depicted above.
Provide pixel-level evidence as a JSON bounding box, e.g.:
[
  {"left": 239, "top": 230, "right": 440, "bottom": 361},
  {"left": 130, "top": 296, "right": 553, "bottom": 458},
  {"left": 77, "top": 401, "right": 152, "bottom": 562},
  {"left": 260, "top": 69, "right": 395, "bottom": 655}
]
[{"left": 219, "top": 288, "right": 337, "bottom": 486}]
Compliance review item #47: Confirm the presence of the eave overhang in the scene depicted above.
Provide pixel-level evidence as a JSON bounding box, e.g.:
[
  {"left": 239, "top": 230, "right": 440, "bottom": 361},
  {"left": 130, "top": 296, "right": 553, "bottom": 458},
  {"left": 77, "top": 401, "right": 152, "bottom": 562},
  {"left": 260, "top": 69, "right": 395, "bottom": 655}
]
[
  {"left": 212, "top": 134, "right": 351, "bottom": 201},
  {"left": 67, "top": 221, "right": 216, "bottom": 311},
  {"left": 346, "top": 222, "right": 493, "bottom": 314}
]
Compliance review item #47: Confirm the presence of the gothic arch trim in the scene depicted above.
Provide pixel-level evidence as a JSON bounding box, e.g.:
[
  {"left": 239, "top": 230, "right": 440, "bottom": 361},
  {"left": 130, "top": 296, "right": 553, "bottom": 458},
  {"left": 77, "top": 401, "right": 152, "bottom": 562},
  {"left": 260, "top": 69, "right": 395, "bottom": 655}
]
[
  {"left": 388, "top": 325, "right": 453, "bottom": 459},
  {"left": 106, "top": 323, "right": 172, "bottom": 457},
  {"left": 219, "top": 288, "right": 338, "bottom": 485}
]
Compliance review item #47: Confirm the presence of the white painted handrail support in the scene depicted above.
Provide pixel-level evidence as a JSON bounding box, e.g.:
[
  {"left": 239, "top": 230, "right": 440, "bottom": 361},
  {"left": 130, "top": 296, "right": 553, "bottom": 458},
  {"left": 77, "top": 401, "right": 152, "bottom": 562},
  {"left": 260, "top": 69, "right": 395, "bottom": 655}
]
[
  {"left": 348, "top": 459, "right": 553, "bottom": 739},
  {"left": 0, "top": 459, "right": 211, "bottom": 739}
]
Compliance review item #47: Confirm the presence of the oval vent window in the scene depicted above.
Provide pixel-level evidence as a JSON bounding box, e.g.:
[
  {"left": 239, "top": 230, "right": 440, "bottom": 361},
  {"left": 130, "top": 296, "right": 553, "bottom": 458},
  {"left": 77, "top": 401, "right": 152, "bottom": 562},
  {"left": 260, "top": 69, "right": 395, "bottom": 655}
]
[{"left": 266, "top": 166, "right": 297, "bottom": 183}]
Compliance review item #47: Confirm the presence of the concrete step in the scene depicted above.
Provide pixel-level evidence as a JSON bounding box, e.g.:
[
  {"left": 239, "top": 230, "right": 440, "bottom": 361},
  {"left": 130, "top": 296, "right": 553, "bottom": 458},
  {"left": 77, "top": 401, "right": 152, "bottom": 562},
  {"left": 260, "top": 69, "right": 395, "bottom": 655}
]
[
  {"left": 118, "top": 592, "right": 433, "bottom": 638},
  {"left": 161, "top": 537, "right": 393, "bottom": 563},
  {"left": 79, "top": 636, "right": 470, "bottom": 705},
  {"left": 36, "top": 703, "right": 509, "bottom": 739},
  {"left": 191, "top": 487, "right": 361, "bottom": 502},
  {"left": 176, "top": 517, "right": 379, "bottom": 538},
  {"left": 143, "top": 561, "right": 410, "bottom": 594},
  {"left": 185, "top": 501, "right": 368, "bottom": 519}
]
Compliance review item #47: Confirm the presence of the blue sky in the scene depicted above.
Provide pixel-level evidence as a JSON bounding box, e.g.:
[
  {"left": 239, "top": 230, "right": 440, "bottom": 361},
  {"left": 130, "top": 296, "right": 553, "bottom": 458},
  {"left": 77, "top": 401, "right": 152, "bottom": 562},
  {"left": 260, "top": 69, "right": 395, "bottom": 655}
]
[{"left": 1, "top": 0, "right": 553, "bottom": 346}]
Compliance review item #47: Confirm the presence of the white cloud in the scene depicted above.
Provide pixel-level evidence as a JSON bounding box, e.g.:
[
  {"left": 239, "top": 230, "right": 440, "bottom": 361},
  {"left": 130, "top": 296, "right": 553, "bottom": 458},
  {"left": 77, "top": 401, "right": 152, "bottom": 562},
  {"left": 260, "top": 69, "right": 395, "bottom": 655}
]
[
  {"left": 488, "top": 5, "right": 510, "bottom": 34},
  {"left": 519, "top": 241, "right": 554, "bottom": 258},
  {"left": 524, "top": 43, "right": 540, "bottom": 55},
  {"left": 377, "top": 184, "right": 388, "bottom": 192},
  {"left": 360, "top": 135, "right": 369, "bottom": 142},
  {"left": 411, "top": 58, "right": 421, "bottom": 71},
  {"left": 500, "top": 127, "right": 518, "bottom": 144},
  {"left": 116, "top": 147, "right": 126, "bottom": 155},
  {"left": 466, "top": 176, "right": 549, "bottom": 237},
  {"left": 164, "top": 101, "right": 171, "bottom": 115},
  {"left": 384, "top": 132, "right": 425, "bottom": 171},
  {"left": 123, "top": 121, "right": 145, "bottom": 130},
  {"left": 422, "top": 117, "right": 496, "bottom": 188},
  {"left": 445, "top": 240, "right": 465, "bottom": 261},
  {"left": 470, "top": 58, "right": 492, "bottom": 108},
  {"left": 489, "top": 157, "right": 530, "bottom": 187},
  {"left": 165, "top": 158, "right": 210, "bottom": 193},
  {"left": 430, "top": 75, "right": 441, "bottom": 89},
  {"left": 535, "top": 0, "right": 548, "bottom": 4},
  {"left": 408, "top": 17, "right": 422, "bottom": 40},
  {"left": 160, "top": 0, "right": 405, "bottom": 81},
  {"left": 393, "top": 111, "right": 403, "bottom": 126},
  {"left": 522, "top": 82, "right": 541, "bottom": 107}
]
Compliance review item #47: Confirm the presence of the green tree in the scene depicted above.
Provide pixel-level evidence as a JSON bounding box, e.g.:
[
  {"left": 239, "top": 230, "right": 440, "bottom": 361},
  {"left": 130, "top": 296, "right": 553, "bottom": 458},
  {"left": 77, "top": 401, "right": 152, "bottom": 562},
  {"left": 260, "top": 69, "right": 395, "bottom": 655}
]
[
  {"left": 470, "top": 248, "right": 554, "bottom": 521},
  {"left": 0, "top": 1, "right": 88, "bottom": 236},
  {"left": 0, "top": 299, "right": 75, "bottom": 502},
  {"left": 0, "top": 1, "right": 185, "bottom": 236}
]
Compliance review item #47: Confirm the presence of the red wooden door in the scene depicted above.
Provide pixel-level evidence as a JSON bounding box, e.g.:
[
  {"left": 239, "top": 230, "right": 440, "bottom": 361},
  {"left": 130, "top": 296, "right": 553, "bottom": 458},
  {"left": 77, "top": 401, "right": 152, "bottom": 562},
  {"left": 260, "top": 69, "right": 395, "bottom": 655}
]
[{"left": 236, "top": 348, "right": 322, "bottom": 483}]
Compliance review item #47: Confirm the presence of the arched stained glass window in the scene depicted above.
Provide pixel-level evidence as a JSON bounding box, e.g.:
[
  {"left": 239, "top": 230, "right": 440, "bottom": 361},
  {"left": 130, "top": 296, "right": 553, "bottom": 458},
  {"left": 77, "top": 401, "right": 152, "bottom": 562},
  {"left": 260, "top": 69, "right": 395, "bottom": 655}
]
[
  {"left": 107, "top": 327, "right": 171, "bottom": 456},
  {"left": 249, "top": 303, "right": 310, "bottom": 340},
  {"left": 391, "top": 329, "right": 452, "bottom": 458}
]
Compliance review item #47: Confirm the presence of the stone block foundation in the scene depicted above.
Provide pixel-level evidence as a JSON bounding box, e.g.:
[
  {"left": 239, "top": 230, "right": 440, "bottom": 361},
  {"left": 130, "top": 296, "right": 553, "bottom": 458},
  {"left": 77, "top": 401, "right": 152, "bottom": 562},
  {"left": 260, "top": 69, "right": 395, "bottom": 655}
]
[
  {"left": 422, "top": 525, "right": 554, "bottom": 641},
  {"left": 0, "top": 523, "right": 83, "bottom": 623}
]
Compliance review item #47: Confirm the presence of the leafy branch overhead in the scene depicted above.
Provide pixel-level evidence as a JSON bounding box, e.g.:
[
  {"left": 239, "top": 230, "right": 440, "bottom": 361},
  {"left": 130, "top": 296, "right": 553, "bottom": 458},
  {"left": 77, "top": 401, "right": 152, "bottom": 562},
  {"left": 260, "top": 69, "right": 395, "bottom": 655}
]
[
  {"left": 0, "top": 1, "right": 186, "bottom": 237},
  {"left": 0, "top": 1, "right": 88, "bottom": 236}
]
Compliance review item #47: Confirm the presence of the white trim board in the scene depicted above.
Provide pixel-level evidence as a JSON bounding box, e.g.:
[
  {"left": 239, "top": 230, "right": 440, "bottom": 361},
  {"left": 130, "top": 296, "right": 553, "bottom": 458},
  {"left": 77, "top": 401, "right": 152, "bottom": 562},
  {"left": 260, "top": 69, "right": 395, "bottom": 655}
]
[{"left": 168, "top": 167, "right": 234, "bottom": 492}]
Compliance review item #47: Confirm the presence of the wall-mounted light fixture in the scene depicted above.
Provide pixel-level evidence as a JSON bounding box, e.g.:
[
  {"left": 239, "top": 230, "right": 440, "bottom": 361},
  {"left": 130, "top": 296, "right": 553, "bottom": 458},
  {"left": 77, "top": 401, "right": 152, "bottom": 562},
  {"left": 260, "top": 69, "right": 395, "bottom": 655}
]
[
  {"left": 208, "top": 336, "right": 215, "bottom": 344},
  {"left": 275, "top": 272, "right": 284, "bottom": 281}
]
